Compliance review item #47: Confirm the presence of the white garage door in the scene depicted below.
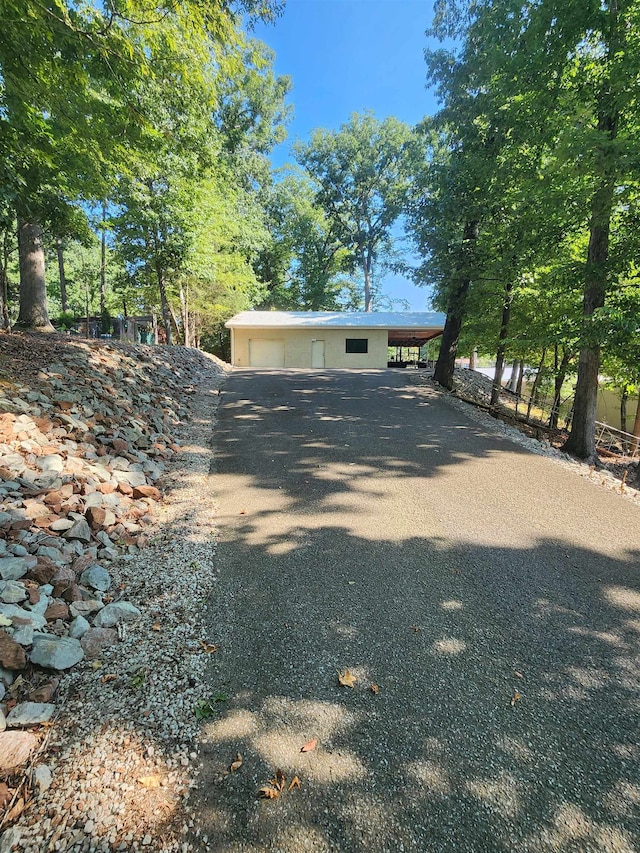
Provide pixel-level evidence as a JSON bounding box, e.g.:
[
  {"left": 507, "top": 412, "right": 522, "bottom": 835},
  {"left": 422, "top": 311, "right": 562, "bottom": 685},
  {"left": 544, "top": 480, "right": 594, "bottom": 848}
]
[{"left": 249, "top": 339, "right": 285, "bottom": 368}]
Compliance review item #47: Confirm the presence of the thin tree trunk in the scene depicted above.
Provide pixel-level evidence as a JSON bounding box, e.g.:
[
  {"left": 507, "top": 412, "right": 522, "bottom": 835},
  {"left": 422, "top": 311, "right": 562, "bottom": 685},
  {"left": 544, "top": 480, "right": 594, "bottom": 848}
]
[
  {"left": 169, "top": 303, "right": 181, "bottom": 345},
  {"left": 631, "top": 397, "right": 640, "bottom": 456},
  {"left": 515, "top": 360, "right": 525, "bottom": 397},
  {"left": 549, "top": 349, "right": 571, "bottom": 430},
  {"left": 469, "top": 348, "right": 477, "bottom": 370},
  {"left": 527, "top": 349, "right": 546, "bottom": 420},
  {"left": 490, "top": 280, "right": 513, "bottom": 406},
  {"left": 507, "top": 358, "right": 519, "bottom": 393},
  {"left": 85, "top": 279, "right": 90, "bottom": 338},
  {"left": 100, "top": 202, "right": 107, "bottom": 320},
  {"left": 434, "top": 220, "right": 479, "bottom": 390},
  {"left": 180, "top": 285, "right": 190, "bottom": 348},
  {"left": 0, "top": 230, "right": 11, "bottom": 329},
  {"left": 56, "top": 238, "right": 69, "bottom": 313},
  {"left": 363, "top": 250, "right": 373, "bottom": 312},
  {"left": 156, "top": 263, "right": 172, "bottom": 346},
  {"left": 15, "top": 219, "right": 54, "bottom": 332},
  {"left": 620, "top": 388, "right": 628, "bottom": 435}
]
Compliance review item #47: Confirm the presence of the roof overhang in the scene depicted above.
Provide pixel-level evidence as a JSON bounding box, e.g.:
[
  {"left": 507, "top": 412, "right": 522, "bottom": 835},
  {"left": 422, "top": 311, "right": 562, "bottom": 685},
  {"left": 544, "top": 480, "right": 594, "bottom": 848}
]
[{"left": 387, "top": 329, "right": 443, "bottom": 347}]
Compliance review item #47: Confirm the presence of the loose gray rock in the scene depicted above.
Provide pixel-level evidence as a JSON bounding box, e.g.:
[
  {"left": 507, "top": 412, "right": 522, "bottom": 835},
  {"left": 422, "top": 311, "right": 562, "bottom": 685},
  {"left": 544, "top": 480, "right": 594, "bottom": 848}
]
[
  {"left": 0, "top": 557, "right": 35, "bottom": 582},
  {"left": 93, "top": 601, "right": 141, "bottom": 628},
  {"left": 79, "top": 565, "right": 111, "bottom": 592},
  {"left": 33, "top": 764, "right": 53, "bottom": 794},
  {"left": 69, "top": 615, "right": 90, "bottom": 639},
  {"left": 6, "top": 702, "right": 55, "bottom": 727},
  {"left": 69, "top": 599, "right": 103, "bottom": 619},
  {"left": 63, "top": 517, "right": 92, "bottom": 543},
  {"left": 30, "top": 635, "right": 84, "bottom": 670},
  {"left": 11, "top": 624, "right": 34, "bottom": 647},
  {"left": 0, "top": 581, "right": 27, "bottom": 604},
  {"left": 80, "top": 627, "right": 118, "bottom": 659},
  {"left": 0, "top": 709, "right": 5, "bottom": 733},
  {"left": 7, "top": 545, "right": 27, "bottom": 557},
  {"left": 36, "top": 546, "right": 65, "bottom": 562},
  {"left": 0, "top": 604, "right": 47, "bottom": 631},
  {"left": 37, "top": 455, "right": 64, "bottom": 474},
  {"left": 0, "top": 827, "right": 23, "bottom": 853},
  {"left": 49, "top": 518, "right": 74, "bottom": 532}
]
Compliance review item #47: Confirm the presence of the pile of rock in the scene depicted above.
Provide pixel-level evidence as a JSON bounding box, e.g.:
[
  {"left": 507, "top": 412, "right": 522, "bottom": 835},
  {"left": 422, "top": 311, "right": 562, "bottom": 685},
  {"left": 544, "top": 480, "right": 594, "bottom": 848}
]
[{"left": 0, "top": 336, "right": 226, "bottom": 775}]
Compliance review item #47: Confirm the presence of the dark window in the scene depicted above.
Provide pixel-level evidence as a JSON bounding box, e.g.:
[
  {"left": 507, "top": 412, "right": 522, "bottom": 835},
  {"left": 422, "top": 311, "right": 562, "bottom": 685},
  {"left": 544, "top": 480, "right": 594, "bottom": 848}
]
[{"left": 345, "top": 338, "right": 368, "bottom": 354}]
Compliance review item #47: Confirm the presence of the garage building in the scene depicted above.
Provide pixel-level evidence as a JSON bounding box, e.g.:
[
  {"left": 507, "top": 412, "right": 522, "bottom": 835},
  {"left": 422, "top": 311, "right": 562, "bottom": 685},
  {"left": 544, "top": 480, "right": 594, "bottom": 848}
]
[{"left": 226, "top": 311, "right": 447, "bottom": 369}]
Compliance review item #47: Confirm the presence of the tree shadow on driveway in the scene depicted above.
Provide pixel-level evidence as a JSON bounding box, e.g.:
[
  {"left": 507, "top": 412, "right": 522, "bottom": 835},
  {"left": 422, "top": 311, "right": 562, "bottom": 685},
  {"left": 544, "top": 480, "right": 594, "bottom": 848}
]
[{"left": 191, "top": 369, "right": 640, "bottom": 852}]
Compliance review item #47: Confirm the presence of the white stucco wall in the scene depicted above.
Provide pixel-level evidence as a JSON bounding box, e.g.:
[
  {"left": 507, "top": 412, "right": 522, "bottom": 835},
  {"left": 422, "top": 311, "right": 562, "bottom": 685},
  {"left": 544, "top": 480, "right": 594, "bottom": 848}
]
[{"left": 231, "top": 327, "right": 389, "bottom": 368}]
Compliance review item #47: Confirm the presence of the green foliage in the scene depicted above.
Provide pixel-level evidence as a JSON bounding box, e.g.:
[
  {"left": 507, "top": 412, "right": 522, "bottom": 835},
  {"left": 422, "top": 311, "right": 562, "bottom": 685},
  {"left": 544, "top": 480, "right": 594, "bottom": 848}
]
[
  {"left": 295, "top": 112, "right": 416, "bottom": 311},
  {"left": 411, "top": 0, "right": 640, "bottom": 449}
]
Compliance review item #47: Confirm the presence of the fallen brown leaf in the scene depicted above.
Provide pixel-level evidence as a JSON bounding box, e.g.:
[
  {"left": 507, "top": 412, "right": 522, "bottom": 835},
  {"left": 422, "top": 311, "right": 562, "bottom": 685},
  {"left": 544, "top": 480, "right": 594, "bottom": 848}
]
[
  {"left": 6, "top": 797, "right": 25, "bottom": 822},
  {"left": 258, "top": 785, "right": 280, "bottom": 799},
  {"left": 152, "top": 623, "right": 162, "bottom": 632},
  {"left": 200, "top": 640, "right": 219, "bottom": 654},
  {"left": 229, "top": 753, "right": 243, "bottom": 773},
  {"left": 101, "top": 674, "right": 117, "bottom": 684},
  {"left": 514, "top": 671, "right": 523, "bottom": 679},
  {"left": 138, "top": 775, "right": 162, "bottom": 789},
  {"left": 300, "top": 738, "right": 317, "bottom": 753},
  {"left": 288, "top": 775, "right": 301, "bottom": 791},
  {"left": 338, "top": 669, "right": 357, "bottom": 688},
  {"left": 510, "top": 690, "right": 522, "bottom": 707},
  {"left": 369, "top": 684, "right": 380, "bottom": 695},
  {"left": 270, "top": 769, "right": 286, "bottom": 792}
]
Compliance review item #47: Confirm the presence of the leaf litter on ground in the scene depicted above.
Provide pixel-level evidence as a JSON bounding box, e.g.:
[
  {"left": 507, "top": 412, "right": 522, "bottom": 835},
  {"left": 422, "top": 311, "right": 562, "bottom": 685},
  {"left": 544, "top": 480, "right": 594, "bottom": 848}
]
[{"left": 338, "top": 669, "right": 357, "bottom": 688}]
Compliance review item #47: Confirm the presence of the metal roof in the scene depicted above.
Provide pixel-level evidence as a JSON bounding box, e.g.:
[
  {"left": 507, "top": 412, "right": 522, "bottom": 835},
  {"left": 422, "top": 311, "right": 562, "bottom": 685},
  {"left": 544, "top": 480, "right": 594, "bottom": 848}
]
[{"left": 225, "top": 311, "right": 446, "bottom": 330}]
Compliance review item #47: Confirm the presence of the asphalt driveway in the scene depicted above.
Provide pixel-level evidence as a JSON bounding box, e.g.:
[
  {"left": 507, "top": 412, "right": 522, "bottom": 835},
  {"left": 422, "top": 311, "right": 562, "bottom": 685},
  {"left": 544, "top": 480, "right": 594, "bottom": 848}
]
[{"left": 192, "top": 369, "right": 640, "bottom": 852}]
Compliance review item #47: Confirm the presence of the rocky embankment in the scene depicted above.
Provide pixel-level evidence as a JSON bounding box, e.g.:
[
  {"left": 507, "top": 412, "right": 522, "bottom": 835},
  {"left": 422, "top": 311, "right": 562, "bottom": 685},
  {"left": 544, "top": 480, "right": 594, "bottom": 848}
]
[{"left": 0, "top": 334, "right": 227, "bottom": 851}]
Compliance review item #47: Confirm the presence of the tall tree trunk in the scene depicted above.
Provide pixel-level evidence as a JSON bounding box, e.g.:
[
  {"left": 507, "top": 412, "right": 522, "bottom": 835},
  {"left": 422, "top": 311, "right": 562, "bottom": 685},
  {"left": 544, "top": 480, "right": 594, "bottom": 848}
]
[
  {"left": 562, "top": 172, "right": 614, "bottom": 458},
  {"left": 469, "top": 348, "right": 477, "bottom": 370},
  {"left": 490, "top": 280, "right": 513, "bottom": 406},
  {"left": 100, "top": 202, "right": 107, "bottom": 319},
  {"left": 549, "top": 349, "right": 571, "bottom": 430},
  {"left": 562, "top": 2, "right": 619, "bottom": 459},
  {"left": 55, "top": 238, "right": 69, "bottom": 313},
  {"left": 434, "top": 220, "right": 479, "bottom": 390},
  {"left": 14, "top": 219, "right": 54, "bottom": 332}
]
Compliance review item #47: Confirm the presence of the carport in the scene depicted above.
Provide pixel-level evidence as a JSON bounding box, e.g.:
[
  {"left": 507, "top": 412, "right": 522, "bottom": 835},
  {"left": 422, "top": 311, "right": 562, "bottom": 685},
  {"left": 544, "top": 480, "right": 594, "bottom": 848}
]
[{"left": 387, "top": 327, "right": 444, "bottom": 368}]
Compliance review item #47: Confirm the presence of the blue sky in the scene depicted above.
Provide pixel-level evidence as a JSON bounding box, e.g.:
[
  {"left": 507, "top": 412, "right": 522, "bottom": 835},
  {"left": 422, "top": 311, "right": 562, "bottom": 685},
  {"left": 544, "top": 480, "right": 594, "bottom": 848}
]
[{"left": 252, "top": 0, "right": 441, "bottom": 310}]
